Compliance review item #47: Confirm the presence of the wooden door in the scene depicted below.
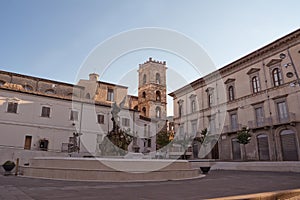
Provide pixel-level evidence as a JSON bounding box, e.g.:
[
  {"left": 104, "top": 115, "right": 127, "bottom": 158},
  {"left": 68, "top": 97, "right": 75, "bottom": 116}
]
[{"left": 24, "top": 135, "right": 32, "bottom": 150}]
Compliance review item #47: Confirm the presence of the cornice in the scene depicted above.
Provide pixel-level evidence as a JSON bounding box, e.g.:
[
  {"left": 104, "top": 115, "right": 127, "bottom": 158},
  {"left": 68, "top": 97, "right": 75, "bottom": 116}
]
[{"left": 169, "top": 28, "right": 300, "bottom": 96}]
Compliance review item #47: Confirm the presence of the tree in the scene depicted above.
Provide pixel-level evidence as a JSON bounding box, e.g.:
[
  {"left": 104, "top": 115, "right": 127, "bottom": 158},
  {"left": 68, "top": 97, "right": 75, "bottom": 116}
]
[
  {"left": 156, "top": 131, "right": 172, "bottom": 150},
  {"left": 237, "top": 127, "right": 251, "bottom": 160}
]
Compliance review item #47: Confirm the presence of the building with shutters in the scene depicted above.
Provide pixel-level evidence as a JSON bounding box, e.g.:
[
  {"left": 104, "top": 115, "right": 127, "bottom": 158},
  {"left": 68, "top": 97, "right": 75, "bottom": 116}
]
[
  {"left": 0, "top": 58, "right": 168, "bottom": 163},
  {"left": 169, "top": 29, "right": 300, "bottom": 161}
]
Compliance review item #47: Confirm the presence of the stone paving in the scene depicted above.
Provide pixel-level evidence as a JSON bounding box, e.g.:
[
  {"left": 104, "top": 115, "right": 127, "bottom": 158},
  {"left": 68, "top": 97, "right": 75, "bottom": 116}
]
[{"left": 0, "top": 170, "right": 300, "bottom": 199}]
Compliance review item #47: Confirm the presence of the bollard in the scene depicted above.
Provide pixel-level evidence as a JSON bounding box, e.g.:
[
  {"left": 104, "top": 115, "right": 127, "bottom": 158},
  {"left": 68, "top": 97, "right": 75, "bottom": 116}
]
[{"left": 15, "top": 158, "right": 19, "bottom": 176}]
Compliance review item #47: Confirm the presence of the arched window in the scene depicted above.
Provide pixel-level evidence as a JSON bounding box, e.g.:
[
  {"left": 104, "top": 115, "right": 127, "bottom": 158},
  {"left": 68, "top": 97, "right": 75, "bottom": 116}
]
[
  {"left": 143, "top": 74, "right": 147, "bottom": 85},
  {"left": 156, "top": 91, "right": 161, "bottom": 101},
  {"left": 272, "top": 68, "right": 283, "bottom": 86},
  {"left": 156, "top": 107, "right": 161, "bottom": 118},
  {"left": 45, "top": 89, "right": 55, "bottom": 94},
  {"left": 0, "top": 80, "right": 5, "bottom": 86},
  {"left": 85, "top": 93, "right": 91, "bottom": 99},
  {"left": 252, "top": 76, "right": 260, "bottom": 93},
  {"left": 191, "top": 100, "right": 196, "bottom": 113},
  {"left": 228, "top": 86, "right": 234, "bottom": 101},
  {"left": 24, "top": 84, "right": 33, "bottom": 91},
  {"left": 156, "top": 73, "right": 161, "bottom": 84},
  {"left": 142, "top": 91, "right": 146, "bottom": 98},
  {"left": 142, "top": 107, "right": 146, "bottom": 116}
]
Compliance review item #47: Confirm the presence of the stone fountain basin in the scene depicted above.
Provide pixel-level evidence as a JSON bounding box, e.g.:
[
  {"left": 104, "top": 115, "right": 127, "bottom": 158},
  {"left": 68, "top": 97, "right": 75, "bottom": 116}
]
[{"left": 20, "top": 157, "right": 203, "bottom": 182}]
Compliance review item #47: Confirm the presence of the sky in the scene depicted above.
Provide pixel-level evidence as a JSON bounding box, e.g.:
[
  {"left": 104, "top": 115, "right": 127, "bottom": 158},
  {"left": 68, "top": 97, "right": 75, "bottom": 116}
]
[{"left": 0, "top": 0, "right": 300, "bottom": 116}]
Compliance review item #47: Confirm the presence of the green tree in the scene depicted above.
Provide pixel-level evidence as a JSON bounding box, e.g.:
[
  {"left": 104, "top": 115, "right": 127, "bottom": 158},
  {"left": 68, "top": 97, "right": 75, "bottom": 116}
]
[
  {"left": 237, "top": 127, "right": 251, "bottom": 160},
  {"left": 156, "top": 131, "right": 172, "bottom": 150}
]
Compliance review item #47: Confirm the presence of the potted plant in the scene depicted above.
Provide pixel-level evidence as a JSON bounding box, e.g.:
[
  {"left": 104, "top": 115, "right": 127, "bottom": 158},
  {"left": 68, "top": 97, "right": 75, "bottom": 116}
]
[{"left": 2, "top": 160, "right": 15, "bottom": 175}]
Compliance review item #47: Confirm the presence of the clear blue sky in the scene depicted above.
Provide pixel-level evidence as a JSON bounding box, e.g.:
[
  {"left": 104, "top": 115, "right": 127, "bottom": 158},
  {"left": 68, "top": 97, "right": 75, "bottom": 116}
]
[{"left": 1, "top": 0, "right": 300, "bottom": 115}]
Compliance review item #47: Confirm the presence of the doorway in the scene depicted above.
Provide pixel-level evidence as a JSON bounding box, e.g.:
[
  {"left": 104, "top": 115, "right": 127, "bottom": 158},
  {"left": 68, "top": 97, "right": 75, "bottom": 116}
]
[{"left": 24, "top": 135, "right": 32, "bottom": 150}]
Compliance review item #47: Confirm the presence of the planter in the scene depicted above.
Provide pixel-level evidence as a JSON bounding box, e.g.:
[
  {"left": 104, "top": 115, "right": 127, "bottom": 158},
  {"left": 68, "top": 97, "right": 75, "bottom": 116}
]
[
  {"left": 200, "top": 167, "right": 211, "bottom": 174},
  {"left": 2, "top": 161, "right": 15, "bottom": 174}
]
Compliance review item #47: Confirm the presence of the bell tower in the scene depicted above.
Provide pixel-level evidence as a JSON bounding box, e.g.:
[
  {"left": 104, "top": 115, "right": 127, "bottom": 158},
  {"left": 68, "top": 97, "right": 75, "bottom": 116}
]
[{"left": 138, "top": 58, "right": 167, "bottom": 120}]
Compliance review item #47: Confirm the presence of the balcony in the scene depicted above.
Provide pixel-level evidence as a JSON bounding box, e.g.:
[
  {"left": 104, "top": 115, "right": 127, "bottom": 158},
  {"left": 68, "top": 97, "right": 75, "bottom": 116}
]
[
  {"left": 248, "top": 117, "right": 272, "bottom": 129},
  {"left": 273, "top": 112, "right": 296, "bottom": 126},
  {"left": 248, "top": 113, "right": 296, "bottom": 130},
  {"left": 222, "top": 124, "right": 242, "bottom": 134}
]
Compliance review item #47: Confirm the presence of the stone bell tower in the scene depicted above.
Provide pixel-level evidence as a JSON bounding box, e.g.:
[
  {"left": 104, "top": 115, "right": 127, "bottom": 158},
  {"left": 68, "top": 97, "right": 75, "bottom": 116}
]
[{"left": 138, "top": 58, "right": 167, "bottom": 120}]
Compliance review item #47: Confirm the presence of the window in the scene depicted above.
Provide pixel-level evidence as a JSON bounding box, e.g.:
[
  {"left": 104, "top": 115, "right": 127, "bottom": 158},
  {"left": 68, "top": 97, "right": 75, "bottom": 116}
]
[
  {"left": 277, "top": 101, "right": 288, "bottom": 121},
  {"left": 0, "top": 80, "right": 5, "bottom": 86},
  {"left": 156, "top": 73, "right": 161, "bottom": 84},
  {"left": 255, "top": 107, "right": 264, "bottom": 126},
  {"left": 134, "top": 105, "right": 138, "bottom": 111},
  {"left": 147, "top": 138, "right": 151, "bottom": 148},
  {"left": 230, "top": 113, "right": 238, "bottom": 131},
  {"left": 45, "top": 89, "right": 55, "bottom": 94},
  {"left": 107, "top": 88, "right": 114, "bottom": 101},
  {"left": 252, "top": 76, "right": 260, "bottom": 93},
  {"left": 7, "top": 102, "right": 18, "bottom": 113},
  {"left": 85, "top": 93, "right": 91, "bottom": 99},
  {"left": 156, "top": 107, "right": 161, "bottom": 118},
  {"left": 208, "top": 93, "right": 214, "bottom": 107},
  {"left": 272, "top": 68, "right": 283, "bottom": 86},
  {"left": 24, "top": 85, "right": 33, "bottom": 91},
  {"left": 179, "top": 125, "right": 184, "bottom": 138},
  {"left": 156, "top": 91, "right": 161, "bottom": 101},
  {"left": 143, "top": 74, "right": 147, "bottom": 85},
  {"left": 122, "top": 118, "right": 130, "bottom": 127},
  {"left": 191, "top": 120, "right": 197, "bottom": 135},
  {"left": 178, "top": 99, "right": 184, "bottom": 117},
  {"left": 191, "top": 100, "right": 196, "bottom": 113},
  {"left": 206, "top": 88, "right": 214, "bottom": 107},
  {"left": 41, "top": 106, "right": 51, "bottom": 117},
  {"left": 97, "top": 114, "right": 105, "bottom": 124},
  {"left": 225, "top": 78, "right": 236, "bottom": 101},
  {"left": 142, "top": 91, "right": 146, "bottom": 98},
  {"left": 228, "top": 86, "right": 235, "bottom": 101},
  {"left": 70, "top": 110, "right": 79, "bottom": 121},
  {"left": 142, "top": 107, "right": 146, "bottom": 116},
  {"left": 209, "top": 116, "right": 216, "bottom": 133}
]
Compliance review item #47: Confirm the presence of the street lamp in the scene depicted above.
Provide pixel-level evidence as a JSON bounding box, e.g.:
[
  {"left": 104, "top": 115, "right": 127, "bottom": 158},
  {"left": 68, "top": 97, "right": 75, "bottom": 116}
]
[{"left": 279, "top": 49, "right": 300, "bottom": 86}]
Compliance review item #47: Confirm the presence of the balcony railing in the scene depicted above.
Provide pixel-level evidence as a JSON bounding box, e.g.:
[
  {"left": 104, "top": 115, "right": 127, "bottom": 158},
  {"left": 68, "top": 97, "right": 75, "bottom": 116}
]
[
  {"left": 222, "top": 124, "right": 242, "bottom": 133},
  {"left": 248, "top": 112, "right": 296, "bottom": 129},
  {"left": 273, "top": 112, "right": 296, "bottom": 125},
  {"left": 248, "top": 117, "right": 272, "bottom": 129}
]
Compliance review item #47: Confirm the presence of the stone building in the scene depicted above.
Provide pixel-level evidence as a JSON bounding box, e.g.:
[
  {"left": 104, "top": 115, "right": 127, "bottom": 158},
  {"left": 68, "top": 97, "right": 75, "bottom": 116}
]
[{"left": 170, "top": 28, "right": 300, "bottom": 161}]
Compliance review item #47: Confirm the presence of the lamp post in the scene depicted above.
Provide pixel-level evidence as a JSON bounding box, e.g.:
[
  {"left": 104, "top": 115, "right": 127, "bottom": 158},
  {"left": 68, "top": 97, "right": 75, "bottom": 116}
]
[{"left": 280, "top": 49, "right": 300, "bottom": 86}]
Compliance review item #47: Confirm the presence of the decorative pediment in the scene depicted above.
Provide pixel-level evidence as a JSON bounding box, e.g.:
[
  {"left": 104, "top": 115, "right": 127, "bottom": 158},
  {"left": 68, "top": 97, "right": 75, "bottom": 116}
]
[
  {"left": 224, "top": 78, "right": 235, "bottom": 84},
  {"left": 189, "top": 94, "right": 196, "bottom": 99},
  {"left": 177, "top": 99, "right": 184, "bottom": 105},
  {"left": 246, "top": 68, "right": 260, "bottom": 75},
  {"left": 266, "top": 59, "right": 281, "bottom": 67},
  {"left": 205, "top": 87, "right": 214, "bottom": 92}
]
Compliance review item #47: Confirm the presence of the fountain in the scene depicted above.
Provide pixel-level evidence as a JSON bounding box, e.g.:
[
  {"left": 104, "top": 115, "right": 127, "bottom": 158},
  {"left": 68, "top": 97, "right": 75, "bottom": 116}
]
[{"left": 20, "top": 100, "right": 202, "bottom": 181}]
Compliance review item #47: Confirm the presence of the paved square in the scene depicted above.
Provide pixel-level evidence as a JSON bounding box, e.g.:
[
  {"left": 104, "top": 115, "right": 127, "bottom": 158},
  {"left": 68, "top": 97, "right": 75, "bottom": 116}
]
[{"left": 1, "top": 170, "right": 300, "bottom": 199}]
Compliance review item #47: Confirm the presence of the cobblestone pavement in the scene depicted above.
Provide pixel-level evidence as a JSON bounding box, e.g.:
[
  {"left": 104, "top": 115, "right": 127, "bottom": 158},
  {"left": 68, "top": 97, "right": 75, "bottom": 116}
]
[{"left": 0, "top": 170, "right": 300, "bottom": 200}]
